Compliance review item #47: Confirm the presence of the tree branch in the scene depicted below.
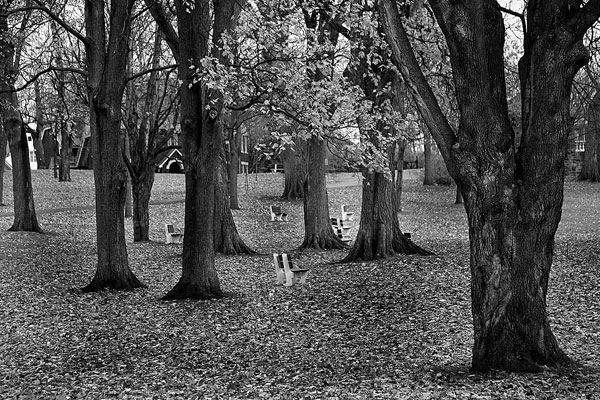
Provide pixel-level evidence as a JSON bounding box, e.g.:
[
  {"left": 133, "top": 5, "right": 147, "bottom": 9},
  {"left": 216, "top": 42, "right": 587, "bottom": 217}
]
[
  {"left": 126, "top": 63, "right": 178, "bottom": 83},
  {"left": 144, "top": 0, "right": 180, "bottom": 61},
  {"left": 570, "top": 0, "right": 600, "bottom": 37},
  {"left": 498, "top": 6, "right": 526, "bottom": 36},
  {"left": 2, "top": 66, "right": 87, "bottom": 93}
]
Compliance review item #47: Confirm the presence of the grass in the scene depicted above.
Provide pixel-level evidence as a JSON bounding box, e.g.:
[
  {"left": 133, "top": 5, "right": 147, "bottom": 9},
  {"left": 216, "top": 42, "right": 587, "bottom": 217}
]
[{"left": 0, "top": 169, "right": 599, "bottom": 399}]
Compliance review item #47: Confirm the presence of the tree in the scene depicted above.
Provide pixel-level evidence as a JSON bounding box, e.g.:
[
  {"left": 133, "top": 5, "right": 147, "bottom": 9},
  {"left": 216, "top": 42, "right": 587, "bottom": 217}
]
[
  {"left": 82, "top": 0, "right": 144, "bottom": 291},
  {"left": 339, "top": 8, "right": 430, "bottom": 261},
  {"left": 0, "top": 0, "right": 41, "bottom": 232},
  {"left": 379, "top": 0, "right": 600, "bottom": 372}
]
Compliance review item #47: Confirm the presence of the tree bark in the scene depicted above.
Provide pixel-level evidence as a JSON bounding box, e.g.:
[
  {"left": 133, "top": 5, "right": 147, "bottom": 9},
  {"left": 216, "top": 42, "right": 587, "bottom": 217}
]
[
  {"left": 0, "top": 5, "right": 40, "bottom": 232},
  {"left": 0, "top": 120, "right": 6, "bottom": 206},
  {"left": 379, "top": 0, "right": 599, "bottom": 372},
  {"left": 578, "top": 92, "right": 600, "bottom": 181},
  {"left": 82, "top": 0, "right": 143, "bottom": 292},
  {"left": 33, "top": 80, "right": 46, "bottom": 168},
  {"left": 161, "top": 0, "right": 245, "bottom": 300},
  {"left": 300, "top": 135, "right": 346, "bottom": 250},
  {"left": 282, "top": 135, "right": 306, "bottom": 200}
]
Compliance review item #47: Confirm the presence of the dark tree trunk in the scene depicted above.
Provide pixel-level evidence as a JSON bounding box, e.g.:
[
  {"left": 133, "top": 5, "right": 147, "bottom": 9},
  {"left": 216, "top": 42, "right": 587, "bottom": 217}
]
[
  {"left": 299, "top": 135, "right": 346, "bottom": 250},
  {"left": 343, "top": 168, "right": 431, "bottom": 262},
  {"left": 58, "top": 120, "right": 71, "bottom": 182},
  {"left": 131, "top": 167, "right": 154, "bottom": 241},
  {"left": 423, "top": 125, "right": 433, "bottom": 185},
  {"left": 159, "top": 0, "right": 244, "bottom": 300},
  {"left": 578, "top": 92, "right": 600, "bottom": 181},
  {"left": 33, "top": 80, "right": 45, "bottom": 168},
  {"left": 6, "top": 118, "right": 41, "bottom": 232},
  {"left": 215, "top": 159, "right": 256, "bottom": 255},
  {"left": 227, "top": 124, "right": 241, "bottom": 209},
  {"left": 379, "top": 0, "right": 597, "bottom": 372},
  {"left": 281, "top": 137, "right": 306, "bottom": 200},
  {"left": 82, "top": 0, "right": 144, "bottom": 292},
  {"left": 0, "top": 122, "right": 6, "bottom": 206},
  {"left": 394, "top": 139, "right": 405, "bottom": 211},
  {"left": 0, "top": 7, "right": 40, "bottom": 232}
]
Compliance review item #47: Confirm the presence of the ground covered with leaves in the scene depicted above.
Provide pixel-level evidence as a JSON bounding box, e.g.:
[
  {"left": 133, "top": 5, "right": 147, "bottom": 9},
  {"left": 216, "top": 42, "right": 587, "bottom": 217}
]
[{"left": 0, "top": 170, "right": 599, "bottom": 399}]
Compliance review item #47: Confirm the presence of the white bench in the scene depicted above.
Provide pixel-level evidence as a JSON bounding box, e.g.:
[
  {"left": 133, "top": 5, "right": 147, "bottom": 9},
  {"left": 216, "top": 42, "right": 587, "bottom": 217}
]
[
  {"left": 164, "top": 223, "right": 184, "bottom": 244},
  {"left": 331, "top": 217, "right": 352, "bottom": 243},
  {"left": 341, "top": 204, "right": 354, "bottom": 221},
  {"left": 269, "top": 205, "right": 288, "bottom": 221},
  {"left": 273, "top": 253, "right": 309, "bottom": 286}
]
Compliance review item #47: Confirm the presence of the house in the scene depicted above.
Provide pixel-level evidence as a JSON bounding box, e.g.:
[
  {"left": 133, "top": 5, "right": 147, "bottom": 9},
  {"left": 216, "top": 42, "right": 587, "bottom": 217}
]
[{"left": 156, "top": 148, "right": 184, "bottom": 173}]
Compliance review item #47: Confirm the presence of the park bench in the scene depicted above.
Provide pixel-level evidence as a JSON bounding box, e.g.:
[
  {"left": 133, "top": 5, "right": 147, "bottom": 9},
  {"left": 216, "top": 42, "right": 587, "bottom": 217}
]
[
  {"left": 273, "top": 253, "right": 309, "bottom": 286},
  {"left": 331, "top": 217, "right": 352, "bottom": 243},
  {"left": 164, "top": 223, "right": 184, "bottom": 244},
  {"left": 269, "top": 205, "right": 288, "bottom": 221},
  {"left": 341, "top": 204, "right": 354, "bottom": 221}
]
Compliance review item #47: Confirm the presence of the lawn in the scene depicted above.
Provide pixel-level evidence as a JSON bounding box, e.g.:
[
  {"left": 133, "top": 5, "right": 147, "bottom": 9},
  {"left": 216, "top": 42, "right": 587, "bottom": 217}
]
[{"left": 0, "top": 169, "right": 599, "bottom": 399}]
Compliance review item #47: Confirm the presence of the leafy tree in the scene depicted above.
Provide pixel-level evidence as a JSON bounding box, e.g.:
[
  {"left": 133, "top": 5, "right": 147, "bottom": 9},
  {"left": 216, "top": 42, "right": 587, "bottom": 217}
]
[{"left": 379, "top": 0, "right": 600, "bottom": 372}]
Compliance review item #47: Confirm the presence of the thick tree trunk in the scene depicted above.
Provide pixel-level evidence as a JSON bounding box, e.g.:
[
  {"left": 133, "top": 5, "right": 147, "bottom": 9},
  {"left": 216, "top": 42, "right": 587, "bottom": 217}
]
[
  {"left": 379, "top": 0, "right": 595, "bottom": 372},
  {"left": 215, "top": 160, "right": 256, "bottom": 255},
  {"left": 82, "top": 0, "right": 143, "bottom": 292},
  {"left": 299, "top": 135, "right": 346, "bottom": 250},
  {"left": 6, "top": 115, "right": 41, "bottom": 232},
  {"left": 343, "top": 168, "right": 431, "bottom": 262},
  {"left": 161, "top": 0, "right": 244, "bottom": 300},
  {"left": 282, "top": 138, "right": 306, "bottom": 200},
  {"left": 0, "top": 6, "right": 40, "bottom": 231}
]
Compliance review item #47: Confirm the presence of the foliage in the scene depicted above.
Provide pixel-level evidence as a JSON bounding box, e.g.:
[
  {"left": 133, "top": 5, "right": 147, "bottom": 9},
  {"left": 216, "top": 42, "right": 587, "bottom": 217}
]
[{"left": 1, "top": 170, "right": 600, "bottom": 397}]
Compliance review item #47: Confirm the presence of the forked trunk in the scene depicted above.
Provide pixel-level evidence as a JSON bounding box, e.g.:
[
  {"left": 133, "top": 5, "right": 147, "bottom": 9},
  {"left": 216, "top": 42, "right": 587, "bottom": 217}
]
[{"left": 299, "top": 135, "right": 346, "bottom": 250}]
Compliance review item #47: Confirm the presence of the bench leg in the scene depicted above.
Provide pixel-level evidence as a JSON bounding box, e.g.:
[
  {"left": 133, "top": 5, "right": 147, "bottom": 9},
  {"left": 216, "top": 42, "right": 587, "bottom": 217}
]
[{"left": 297, "top": 271, "right": 308, "bottom": 284}]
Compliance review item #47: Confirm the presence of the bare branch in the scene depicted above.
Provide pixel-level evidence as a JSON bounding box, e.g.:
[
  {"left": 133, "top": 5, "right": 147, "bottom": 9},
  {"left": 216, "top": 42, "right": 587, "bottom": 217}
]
[{"left": 126, "top": 63, "right": 178, "bottom": 83}]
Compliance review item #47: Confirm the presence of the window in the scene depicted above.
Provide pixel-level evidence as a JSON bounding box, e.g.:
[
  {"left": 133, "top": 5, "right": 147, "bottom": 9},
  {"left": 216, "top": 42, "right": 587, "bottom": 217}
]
[
  {"left": 575, "top": 140, "right": 585, "bottom": 152},
  {"left": 241, "top": 134, "right": 249, "bottom": 154},
  {"left": 240, "top": 161, "right": 248, "bottom": 174}
]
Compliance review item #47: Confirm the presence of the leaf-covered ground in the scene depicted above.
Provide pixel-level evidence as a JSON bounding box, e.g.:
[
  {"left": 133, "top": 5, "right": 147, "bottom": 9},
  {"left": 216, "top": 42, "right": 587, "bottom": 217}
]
[{"left": 0, "top": 170, "right": 599, "bottom": 399}]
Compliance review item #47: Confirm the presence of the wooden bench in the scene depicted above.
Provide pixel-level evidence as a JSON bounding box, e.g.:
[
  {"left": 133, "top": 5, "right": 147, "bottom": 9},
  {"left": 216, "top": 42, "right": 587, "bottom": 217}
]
[
  {"left": 164, "top": 223, "right": 184, "bottom": 244},
  {"left": 273, "top": 253, "right": 309, "bottom": 286},
  {"left": 269, "top": 205, "right": 288, "bottom": 221},
  {"left": 341, "top": 204, "right": 354, "bottom": 221}
]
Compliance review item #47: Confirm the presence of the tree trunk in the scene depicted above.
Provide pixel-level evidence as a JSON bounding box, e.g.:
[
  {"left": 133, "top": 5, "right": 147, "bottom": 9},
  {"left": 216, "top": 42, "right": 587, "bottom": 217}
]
[
  {"left": 281, "top": 136, "right": 306, "bottom": 200},
  {"left": 299, "top": 135, "right": 346, "bottom": 250},
  {"left": 378, "top": 0, "right": 597, "bottom": 372},
  {"left": 131, "top": 167, "right": 154, "bottom": 241},
  {"left": 215, "top": 159, "right": 256, "bottom": 255},
  {"left": 6, "top": 115, "right": 41, "bottom": 232},
  {"left": 33, "top": 80, "right": 46, "bottom": 168},
  {"left": 82, "top": 0, "right": 143, "bottom": 292},
  {"left": 227, "top": 125, "right": 241, "bottom": 209},
  {"left": 343, "top": 167, "right": 431, "bottom": 262},
  {"left": 161, "top": 0, "right": 244, "bottom": 300},
  {"left": 423, "top": 124, "right": 433, "bottom": 185},
  {"left": 394, "top": 139, "right": 405, "bottom": 211},
  {"left": 0, "top": 123, "right": 6, "bottom": 206},
  {"left": 58, "top": 119, "right": 71, "bottom": 182},
  {"left": 578, "top": 92, "right": 600, "bottom": 181},
  {"left": 0, "top": 7, "right": 40, "bottom": 232}
]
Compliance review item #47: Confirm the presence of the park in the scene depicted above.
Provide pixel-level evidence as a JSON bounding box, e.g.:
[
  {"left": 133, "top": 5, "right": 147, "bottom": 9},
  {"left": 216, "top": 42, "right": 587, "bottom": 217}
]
[
  {"left": 2, "top": 0, "right": 600, "bottom": 398},
  {"left": 1, "top": 169, "right": 599, "bottom": 398}
]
